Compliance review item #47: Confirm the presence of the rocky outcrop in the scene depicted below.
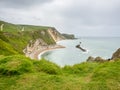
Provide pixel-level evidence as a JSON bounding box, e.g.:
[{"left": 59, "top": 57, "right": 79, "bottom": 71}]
[
  {"left": 76, "top": 45, "right": 87, "bottom": 52},
  {"left": 111, "top": 48, "right": 120, "bottom": 60},
  {"left": 87, "top": 48, "right": 120, "bottom": 63},
  {"left": 94, "top": 57, "right": 106, "bottom": 62},
  {"left": 87, "top": 56, "right": 105, "bottom": 63},
  {"left": 86, "top": 56, "right": 95, "bottom": 62}
]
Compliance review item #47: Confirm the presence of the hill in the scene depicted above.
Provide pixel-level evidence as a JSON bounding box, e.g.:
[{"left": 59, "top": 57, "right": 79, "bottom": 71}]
[{"left": 0, "top": 20, "right": 65, "bottom": 58}]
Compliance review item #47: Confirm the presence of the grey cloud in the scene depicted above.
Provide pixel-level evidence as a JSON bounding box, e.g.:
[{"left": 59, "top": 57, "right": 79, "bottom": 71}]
[
  {"left": 0, "top": 0, "right": 53, "bottom": 9},
  {"left": 61, "top": 0, "right": 120, "bottom": 26},
  {"left": 0, "top": 0, "right": 120, "bottom": 37}
]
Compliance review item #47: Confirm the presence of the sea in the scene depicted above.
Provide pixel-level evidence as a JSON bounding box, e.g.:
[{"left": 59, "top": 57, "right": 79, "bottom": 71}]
[{"left": 39, "top": 37, "right": 120, "bottom": 67}]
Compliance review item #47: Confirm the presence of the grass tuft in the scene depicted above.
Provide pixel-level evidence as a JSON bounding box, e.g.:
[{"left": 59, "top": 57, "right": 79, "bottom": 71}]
[
  {"left": 33, "top": 59, "right": 62, "bottom": 75},
  {"left": 0, "top": 55, "right": 33, "bottom": 75}
]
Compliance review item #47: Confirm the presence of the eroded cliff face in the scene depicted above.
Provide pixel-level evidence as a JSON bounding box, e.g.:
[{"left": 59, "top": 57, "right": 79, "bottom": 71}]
[
  {"left": 23, "top": 38, "right": 47, "bottom": 59},
  {"left": 47, "top": 28, "right": 65, "bottom": 42},
  {"left": 23, "top": 28, "right": 65, "bottom": 59}
]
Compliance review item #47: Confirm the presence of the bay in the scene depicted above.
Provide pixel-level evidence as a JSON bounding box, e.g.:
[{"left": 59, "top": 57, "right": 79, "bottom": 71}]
[{"left": 40, "top": 37, "right": 120, "bottom": 67}]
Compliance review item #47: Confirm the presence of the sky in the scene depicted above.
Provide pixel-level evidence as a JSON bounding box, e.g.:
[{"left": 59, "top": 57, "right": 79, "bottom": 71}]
[{"left": 0, "top": 0, "right": 120, "bottom": 37}]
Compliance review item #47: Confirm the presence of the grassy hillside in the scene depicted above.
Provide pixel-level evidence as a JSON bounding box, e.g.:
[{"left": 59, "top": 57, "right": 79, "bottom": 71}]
[
  {"left": 0, "top": 20, "right": 50, "bottom": 32},
  {"left": 0, "top": 21, "right": 55, "bottom": 55},
  {"left": 0, "top": 55, "right": 120, "bottom": 90}
]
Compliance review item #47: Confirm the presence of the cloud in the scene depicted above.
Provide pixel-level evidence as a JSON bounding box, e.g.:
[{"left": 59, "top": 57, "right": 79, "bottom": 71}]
[
  {"left": 61, "top": 0, "right": 120, "bottom": 25},
  {"left": 0, "top": 0, "right": 53, "bottom": 9},
  {"left": 0, "top": 0, "right": 120, "bottom": 37}
]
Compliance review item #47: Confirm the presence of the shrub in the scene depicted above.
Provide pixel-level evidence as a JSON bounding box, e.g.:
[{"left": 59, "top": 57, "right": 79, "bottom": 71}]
[
  {"left": 33, "top": 59, "right": 62, "bottom": 74},
  {"left": 92, "top": 60, "right": 120, "bottom": 81},
  {"left": 64, "top": 62, "right": 98, "bottom": 75},
  {"left": 0, "top": 55, "right": 33, "bottom": 75},
  {"left": 0, "top": 39, "right": 18, "bottom": 55}
]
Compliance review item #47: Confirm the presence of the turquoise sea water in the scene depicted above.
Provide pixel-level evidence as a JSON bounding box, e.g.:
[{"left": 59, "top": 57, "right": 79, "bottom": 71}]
[{"left": 40, "top": 37, "right": 120, "bottom": 67}]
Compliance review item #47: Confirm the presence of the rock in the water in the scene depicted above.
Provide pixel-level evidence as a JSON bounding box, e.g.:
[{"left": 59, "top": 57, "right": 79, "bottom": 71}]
[
  {"left": 111, "top": 48, "right": 120, "bottom": 60},
  {"left": 76, "top": 45, "right": 87, "bottom": 52}
]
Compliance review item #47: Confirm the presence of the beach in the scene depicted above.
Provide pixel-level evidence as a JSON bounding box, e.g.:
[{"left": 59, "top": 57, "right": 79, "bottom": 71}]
[{"left": 29, "top": 44, "right": 65, "bottom": 60}]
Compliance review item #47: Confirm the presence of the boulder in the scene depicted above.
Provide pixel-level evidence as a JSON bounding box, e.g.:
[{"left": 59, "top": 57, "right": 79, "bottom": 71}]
[
  {"left": 111, "top": 48, "right": 120, "bottom": 60},
  {"left": 94, "top": 56, "right": 105, "bottom": 62},
  {"left": 86, "top": 56, "right": 105, "bottom": 62},
  {"left": 86, "top": 56, "right": 95, "bottom": 62}
]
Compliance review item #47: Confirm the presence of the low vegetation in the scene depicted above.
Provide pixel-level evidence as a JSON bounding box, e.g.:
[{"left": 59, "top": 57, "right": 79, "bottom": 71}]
[
  {"left": 0, "top": 20, "right": 50, "bottom": 32},
  {"left": 0, "top": 55, "right": 120, "bottom": 90}
]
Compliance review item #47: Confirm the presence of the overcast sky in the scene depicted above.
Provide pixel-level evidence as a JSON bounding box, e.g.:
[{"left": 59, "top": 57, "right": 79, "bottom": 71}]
[{"left": 0, "top": 0, "right": 120, "bottom": 37}]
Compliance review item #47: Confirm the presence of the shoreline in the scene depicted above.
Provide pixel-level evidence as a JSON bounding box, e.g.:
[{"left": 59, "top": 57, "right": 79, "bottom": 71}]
[{"left": 33, "top": 45, "right": 65, "bottom": 60}]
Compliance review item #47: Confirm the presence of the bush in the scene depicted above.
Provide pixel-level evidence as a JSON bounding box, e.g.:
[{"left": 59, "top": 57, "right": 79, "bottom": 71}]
[
  {"left": 0, "top": 39, "right": 18, "bottom": 55},
  {"left": 92, "top": 60, "right": 120, "bottom": 81},
  {"left": 0, "top": 55, "right": 33, "bottom": 75},
  {"left": 62, "top": 62, "right": 98, "bottom": 75},
  {"left": 33, "top": 59, "right": 62, "bottom": 74}
]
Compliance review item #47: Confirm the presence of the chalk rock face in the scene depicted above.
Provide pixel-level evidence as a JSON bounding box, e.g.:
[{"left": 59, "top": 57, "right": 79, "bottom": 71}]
[
  {"left": 47, "top": 28, "right": 65, "bottom": 42},
  {"left": 23, "top": 39, "right": 48, "bottom": 59},
  {"left": 111, "top": 48, "right": 120, "bottom": 60}
]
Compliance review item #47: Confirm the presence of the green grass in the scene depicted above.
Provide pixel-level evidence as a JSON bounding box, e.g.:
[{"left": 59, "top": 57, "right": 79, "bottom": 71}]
[
  {"left": 0, "top": 38, "right": 18, "bottom": 55},
  {"left": 33, "top": 59, "right": 62, "bottom": 74},
  {"left": 0, "top": 55, "right": 33, "bottom": 75},
  {"left": 20, "top": 25, "right": 50, "bottom": 31},
  {"left": 0, "top": 55, "right": 120, "bottom": 90},
  {"left": 0, "top": 20, "right": 50, "bottom": 32}
]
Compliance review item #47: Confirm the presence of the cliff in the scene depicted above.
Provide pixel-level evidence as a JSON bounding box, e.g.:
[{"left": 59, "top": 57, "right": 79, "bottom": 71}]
[
  {"left": 62, "top": 33, "right": 75, "bottom": 39},
  {"left": 0, "top": 20, "right": 66, "bottom": 59},
  {"left": 23, "top": 29, "right": 66, "bottom": 59},
  {"left": 48, "top": 28, "right": 65, "bottom": 42}
]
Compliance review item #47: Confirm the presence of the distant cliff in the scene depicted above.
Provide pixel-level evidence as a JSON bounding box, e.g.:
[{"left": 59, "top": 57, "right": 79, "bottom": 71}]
[{"left": 62, "top": 33, "right": 75, "bottom": 39}]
